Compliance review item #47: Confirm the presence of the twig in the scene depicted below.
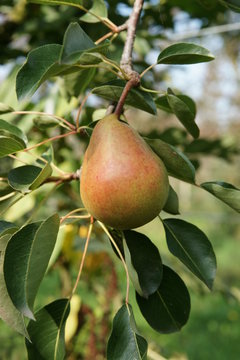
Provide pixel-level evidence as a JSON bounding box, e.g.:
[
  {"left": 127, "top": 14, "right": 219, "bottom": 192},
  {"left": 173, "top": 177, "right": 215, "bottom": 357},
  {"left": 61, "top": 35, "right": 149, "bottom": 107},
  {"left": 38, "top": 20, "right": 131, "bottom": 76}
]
[
  {"left": 43, "top": 172, "right": 80, "bottom": 185},
  {"left": 120, "top": 0, "right": 144, "bottom": 78},
  {"left": 98, "top": 221, "right": 130, "bottom": 304},
  {"left": 114, "top": 0, "right": 144, "bottom": 117},
  {"left": 71, "top": 217, "right": 94, "bottom": 295},
  {"left": 23, "top": 130, "right": 77, "bottom": 152},
  {"left": 60, "top": 208, "right": 89, "bottom": 225},
  {"left": 95, "top": 22, "right": 129, "bottom": 45},
  {"left": 11, "top": 111, "right": 75, "bottom": 131},
  {"left": 76, "top": 92, "right": 93, "bottom": 129}
]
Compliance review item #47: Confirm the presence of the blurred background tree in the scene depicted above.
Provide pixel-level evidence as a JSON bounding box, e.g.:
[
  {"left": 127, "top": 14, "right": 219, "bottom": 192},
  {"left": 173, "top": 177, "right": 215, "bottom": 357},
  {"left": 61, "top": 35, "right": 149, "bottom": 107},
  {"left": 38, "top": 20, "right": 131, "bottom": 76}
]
[{"left": 0, "top": 1, "right": 239, "bottom": 359}]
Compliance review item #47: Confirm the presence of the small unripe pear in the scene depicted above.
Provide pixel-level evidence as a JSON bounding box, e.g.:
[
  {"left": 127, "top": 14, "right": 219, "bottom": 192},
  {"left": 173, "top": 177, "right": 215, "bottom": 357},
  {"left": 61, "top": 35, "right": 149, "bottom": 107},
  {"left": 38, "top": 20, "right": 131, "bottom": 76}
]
[{"left": 80, "top": 114, "right": 169, "bottom": 230}]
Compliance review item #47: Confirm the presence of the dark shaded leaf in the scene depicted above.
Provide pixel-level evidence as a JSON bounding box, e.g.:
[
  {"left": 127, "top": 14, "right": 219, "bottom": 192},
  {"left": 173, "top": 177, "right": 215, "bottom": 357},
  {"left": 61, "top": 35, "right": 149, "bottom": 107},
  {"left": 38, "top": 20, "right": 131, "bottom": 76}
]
[
  {"left": 167, "top": 89, "right": 199, "bottom": 139},
  {"left": 156, "top": 94, "right": 196, "bottom": 117},
  {"left": 26, "top": 299, "right": 70, "bottom": 360},
  {"left": 146, "top": 138, "right": 195, "bottom": 183},
  {"left": 0, "top": 234, "right": 29, "bottom": 338},
  {"left": 163, "top": 219, "right": 217, "bottom": 289},
  {"left": 201, "top": 181, "right": 240, "bottom": 213},
  {"left": 163, "top": 185, "right": 180, "bottom": 215},
  {"left": 8, "top": 164, "right": 52, "bottom": 193},
  {"left": 93, "top": 80, "right": 157, "bottom": 115},
  {"left": 60, "top": 22, "right": 109, "bottom": 64},
  {"left": 136, "top": 265, "right": 190, "bottom": 333},
  {"left": 107, "top": 304, "right": 148, "bottom": 360},
  {"left": 157, "top": 43, "right": 214, "bottom": 65},
  {"left": 123, "top": 230, "right": 162, "bottom": 298},
  {"left": 64, "top": 68, "right": 96, "bottom": 98},
  {"left": 4, "top": 214, "right": 60, "bottom": 319},
  {"left": 0, "top": 220, "right": 18, "bottom": 237}
]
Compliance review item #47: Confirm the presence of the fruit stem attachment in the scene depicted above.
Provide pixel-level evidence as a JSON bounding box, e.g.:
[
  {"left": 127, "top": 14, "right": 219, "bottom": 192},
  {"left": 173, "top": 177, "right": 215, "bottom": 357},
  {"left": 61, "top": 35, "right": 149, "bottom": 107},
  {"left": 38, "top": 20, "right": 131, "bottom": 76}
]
[
  {"left": 98, "top": 221, "right": 130, "bottom": 304},
  {"left": 114, "top": 76, "right": 140, "bottom": 118}
]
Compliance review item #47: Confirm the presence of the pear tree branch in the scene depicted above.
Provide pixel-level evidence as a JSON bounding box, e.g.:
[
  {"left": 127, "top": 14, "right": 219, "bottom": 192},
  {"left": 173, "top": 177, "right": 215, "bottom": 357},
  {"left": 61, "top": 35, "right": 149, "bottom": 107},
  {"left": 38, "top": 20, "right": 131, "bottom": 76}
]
[{"left": 114, "top": 0, "right": 144, "bottom": 118}]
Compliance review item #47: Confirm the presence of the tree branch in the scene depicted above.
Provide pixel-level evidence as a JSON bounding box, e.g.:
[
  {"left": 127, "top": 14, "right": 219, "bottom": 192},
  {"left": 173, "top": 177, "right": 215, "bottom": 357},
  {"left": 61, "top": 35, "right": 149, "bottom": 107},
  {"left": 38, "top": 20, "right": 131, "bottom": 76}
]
[
  {"left": 43, "top": 171, "right": 80, "bottom": 184},
  {"left": 120, "top": 0, "right": 144, "bottom": 78},
  {"left": 114, "top": 0, "right": 144, "bottom": 117}
]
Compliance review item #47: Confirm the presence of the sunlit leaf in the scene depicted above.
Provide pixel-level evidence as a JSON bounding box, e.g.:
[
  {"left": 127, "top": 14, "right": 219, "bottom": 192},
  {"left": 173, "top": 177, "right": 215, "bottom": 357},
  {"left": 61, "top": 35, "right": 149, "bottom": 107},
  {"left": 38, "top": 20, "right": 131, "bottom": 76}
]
[
  {"left": 201, "top": 181, "right": 240, "bottom": 213},
  {"left": 107, "top": 304, "right": 148, "bottom": 360},
  {"left": 136, "top": 265, "right": 190, "bottom": 333},
  {"left": 80, "top": 0, "right": 108, "bottom": 23},
  {"left": 157, "top": 43, "right": 214, "bottom": 65},
  {"left": 4, "top": 214, "right": 60, "bottom": 319},
  {"left": 27, "top": 0, "right": 84, "bottom": 9},
  {"left": 26, "top": 299, "right": 70, "bottom": 360},
  {"left": 163, "top": 219, "right": 217, "bottom": 289},
  {"left": 0, "top": 103, "right": 14, "bottom": 115}
]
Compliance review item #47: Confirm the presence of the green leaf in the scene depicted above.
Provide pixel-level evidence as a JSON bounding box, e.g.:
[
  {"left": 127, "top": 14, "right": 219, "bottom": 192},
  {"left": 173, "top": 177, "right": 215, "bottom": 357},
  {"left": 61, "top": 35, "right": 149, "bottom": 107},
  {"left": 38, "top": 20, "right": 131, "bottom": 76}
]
[
  {"left": 163, "top": 185, "right": 180, "bottom": 215},
  {"left": 4, "top": 214, "right": 60, "bottom": 319},
  {"left": 0, "top": 234, "right": 29, "bottom": 338},
  {"left": 156, "top": 94, "right": 196, "bottom": 117},
  {"left": 0, "top": 220, "right": 18, "bottom": 237},
  {"left": 33, "top": 116, "right": 60, "bottom": 129},
  {"left": 27, "top": 0, "right": 84, "bottom": 9},
  {"left": 80, "top": 0, "right": 108, "bottom": 23},
  {"left": 157, "top": 43, "right": 214, "bottom": 65},
  {"left": 107, "top": 304, "right": 148, "bottom": 360},
  {"left": 0, "top": 103, "right": 14, "bottom": 115},
  {"left": 93, "top": 80, "right": 157, "bottom": 115},
  {"left": 136, "top": 265, "right": 191, "bottom": 333},
  {"left": 0, "top": 136, "right": 26, "bottom": 158},
  {"left": 60, "top": 22, "right": 109, "bottom": 64},
  {"left": 201, "top": 181, "right": 240, "bottom": 213},
  {"left": 60, "top": 22, "right": 95, "bottom": 64},
  {"left": 26, "top": 299, "right": 70, "bottom": 360},
  {"left": 167, "top": 89, "right": 199, "bottom": 139},
  {"left": 8, "top": 164, "right": 52, "bottom": 193},
  {"left": 16, "top": 44, "right": 70, "bottom": 100},
  {"left": 0, "top": 119, "right": 27, "bottom": 144},
  {"left": 146, "top": 138, "right": 195, "bottom": 183},
  {"left": 163, "top": 219, "right": 217, "bottom": 289},
  {"left": 123, "top": 230, "right": 162, "bottom": 298},
  {"left": 64, "top": 68, "right": 96, "bottom": 98}
]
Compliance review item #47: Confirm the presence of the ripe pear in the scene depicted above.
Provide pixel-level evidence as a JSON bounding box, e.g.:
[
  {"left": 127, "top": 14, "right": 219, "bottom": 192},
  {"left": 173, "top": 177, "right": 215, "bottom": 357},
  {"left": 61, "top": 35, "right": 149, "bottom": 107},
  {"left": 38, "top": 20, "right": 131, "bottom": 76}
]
[{"left": 80, "top": 114, "right": 169, "bottom": 230}]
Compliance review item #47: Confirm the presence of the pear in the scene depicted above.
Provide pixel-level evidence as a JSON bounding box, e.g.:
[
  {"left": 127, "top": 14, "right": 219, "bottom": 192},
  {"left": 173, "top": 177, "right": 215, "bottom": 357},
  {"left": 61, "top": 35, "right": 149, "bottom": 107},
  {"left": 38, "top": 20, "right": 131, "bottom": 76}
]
[{"left": 80, "top": 114, "right": 169, "bottom": 230}]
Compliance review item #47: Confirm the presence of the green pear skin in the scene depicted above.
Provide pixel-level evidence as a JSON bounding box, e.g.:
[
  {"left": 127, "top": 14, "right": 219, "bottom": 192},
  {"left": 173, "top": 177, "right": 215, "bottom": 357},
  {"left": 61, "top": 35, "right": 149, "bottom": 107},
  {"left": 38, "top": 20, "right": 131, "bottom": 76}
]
[{"left": 80, "top": 114, "right": 169, "bottom": 230}]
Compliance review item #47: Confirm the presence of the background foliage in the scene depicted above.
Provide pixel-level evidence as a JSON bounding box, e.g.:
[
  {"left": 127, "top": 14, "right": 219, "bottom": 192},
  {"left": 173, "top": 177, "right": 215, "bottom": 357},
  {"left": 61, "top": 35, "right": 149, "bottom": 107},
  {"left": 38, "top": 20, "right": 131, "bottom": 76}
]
[{"left": 0, "top": 0, "right": 240, "bottom": 359}]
